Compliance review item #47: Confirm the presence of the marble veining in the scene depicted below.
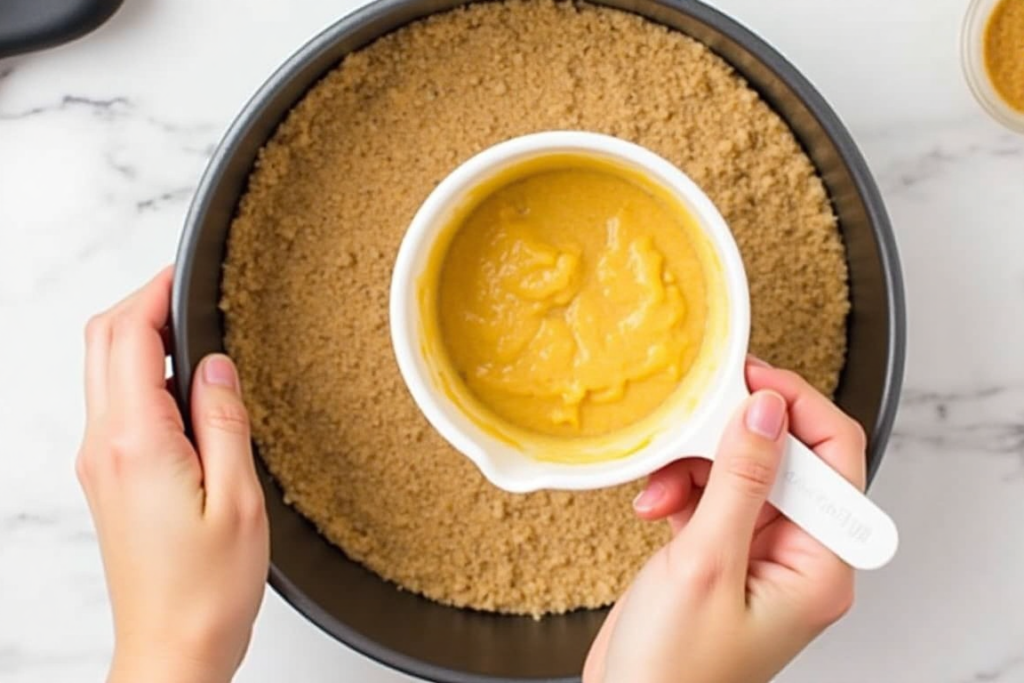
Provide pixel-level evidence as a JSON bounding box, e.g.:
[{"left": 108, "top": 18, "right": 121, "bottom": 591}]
[
  {"left": 961, "top": 654, "right": 1024, "bottom": 683},
  {"left": 0, "top": 90, "right": 218, "bottom": 304},
  {"left": 892, "top": 386, "right": 1024, "bottom": 476},
  {"left": 869, "top": 120, "right": 1024, "bottom": 197},
  {"left": 2, "top": 0, "right": 1024, "bottom": 682}
]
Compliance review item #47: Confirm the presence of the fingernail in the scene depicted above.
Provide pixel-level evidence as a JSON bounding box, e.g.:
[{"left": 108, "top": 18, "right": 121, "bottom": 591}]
[
  {"left": 747, "top": 354, "right": 772, "bottom": 368},
  {"left": 203, "top": 355, "right": 238, "bottom": 392},
  {"left": 745, "top": 391, "right": 786, "bottom": 440},
  {"left": 633, "top": 482, "right": 667, "bottom": 513}
]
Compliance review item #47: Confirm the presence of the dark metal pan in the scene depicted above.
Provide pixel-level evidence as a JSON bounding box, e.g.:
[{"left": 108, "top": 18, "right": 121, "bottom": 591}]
[{"left": 172, "top": 1, "right": 906, "bottom": 680}]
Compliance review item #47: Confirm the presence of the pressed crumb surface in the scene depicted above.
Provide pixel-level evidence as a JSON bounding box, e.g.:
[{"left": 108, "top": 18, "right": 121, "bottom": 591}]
[{"left": 221, "top": 0, "right": 850, "bottom": 617}]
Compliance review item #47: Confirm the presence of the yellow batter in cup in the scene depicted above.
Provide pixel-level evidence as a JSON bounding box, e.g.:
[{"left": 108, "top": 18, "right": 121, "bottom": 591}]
[{"left": 436, "top": 160, "right": 710, "bottom": 439}]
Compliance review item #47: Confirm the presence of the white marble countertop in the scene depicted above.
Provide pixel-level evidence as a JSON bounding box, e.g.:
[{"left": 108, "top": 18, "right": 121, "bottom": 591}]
[{"left": 2, "top": 0, "right": 1023, "bottom": 681}]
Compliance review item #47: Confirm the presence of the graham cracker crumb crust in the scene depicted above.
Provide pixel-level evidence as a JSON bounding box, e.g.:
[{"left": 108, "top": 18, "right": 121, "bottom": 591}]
[{"left": 221, "top": 0, "right": 850, "bottom": 617}]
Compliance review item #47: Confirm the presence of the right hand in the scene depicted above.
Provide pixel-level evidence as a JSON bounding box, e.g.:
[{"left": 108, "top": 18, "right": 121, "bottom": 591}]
[{"left": 584, "top": 359, "right": 867, "bottom": 683}]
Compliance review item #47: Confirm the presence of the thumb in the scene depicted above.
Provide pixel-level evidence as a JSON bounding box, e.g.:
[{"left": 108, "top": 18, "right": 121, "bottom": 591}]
[
  {"left": 685, "top": 390, "right": 788, "bottom": 570},
  {"left": 191, "top": 354, "right": 260, "bottom": 515}
]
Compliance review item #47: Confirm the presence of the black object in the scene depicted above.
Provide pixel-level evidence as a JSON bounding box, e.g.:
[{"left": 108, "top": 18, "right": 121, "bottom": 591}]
[
  {"left": 171, "top": 0, "right": 906, "bottom": 680},
  {"left": 0, "top": 0, "right": 122, "bottom": 59}
]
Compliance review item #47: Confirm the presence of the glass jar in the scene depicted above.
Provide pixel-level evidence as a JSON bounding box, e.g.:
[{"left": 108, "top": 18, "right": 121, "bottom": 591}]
[{"left": 961, "top": 0, "right": 1024, "bottom": 134}]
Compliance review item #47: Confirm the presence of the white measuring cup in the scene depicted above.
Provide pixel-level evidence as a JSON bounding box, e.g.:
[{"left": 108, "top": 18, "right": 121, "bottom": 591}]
[{"left": 390, "top": 131, "right": 898, "bottom": 571}]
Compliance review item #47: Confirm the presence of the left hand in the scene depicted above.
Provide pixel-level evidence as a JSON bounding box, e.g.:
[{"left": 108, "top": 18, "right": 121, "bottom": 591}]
[{"left": 77, "top": 267, "right": 269, "bottom": 683}]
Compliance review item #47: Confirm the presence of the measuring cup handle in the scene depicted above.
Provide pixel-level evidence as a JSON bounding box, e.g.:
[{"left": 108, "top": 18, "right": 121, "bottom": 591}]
[{"left": 767, "top": 435, "right": 898, "bottom": 570}]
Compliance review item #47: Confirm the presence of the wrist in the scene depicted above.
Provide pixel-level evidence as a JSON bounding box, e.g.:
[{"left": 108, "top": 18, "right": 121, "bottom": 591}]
[{"left": 108, "top": 646, "right": 233, "bottom": 683}]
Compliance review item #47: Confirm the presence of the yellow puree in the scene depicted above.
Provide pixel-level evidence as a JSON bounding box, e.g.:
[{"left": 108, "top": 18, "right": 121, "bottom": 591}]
[
  {"left": 437, "top": 163, "right": 708, "bottom": 438},
  {"left": 985, "top": 0, "right": 1024, "bottom": 113}
]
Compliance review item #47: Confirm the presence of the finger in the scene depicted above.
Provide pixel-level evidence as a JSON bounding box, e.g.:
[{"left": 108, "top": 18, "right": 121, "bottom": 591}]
[
  {"left": 84, "top": 266, "right": 173, "bottom": 421},
  {"left": 746, "top": 364, "right": 867, "bottom": 490},
  {"left": 635, "top": 449, "right": 779, "bottom": 533},
  {"left": 107, "top": 268, "right": 182, "bottom": 429},
  {"left": 632, "top": 458, "right": 706, "bottom": 518},
  {"left": 84, "top": 313, "right": 113, "bottom": 419},
  {"left": 753, "top": 501, "right": 782, "bottom": 533},
  {"left": 750, "top": 514, "right": 845, "bottom": 574},
  {"left": 191, "top": 354, "right": 261, "bottom": 516},
  {"left": 683, "top": 390, "right": 788, "bottom": 574},
  {"left": 109, "top": 267, "right": 173, "bottom": 397},
  {"left": 749, "top": 516, "right": 855, "bottom": 630},
  {"left": 632, "top": 458, "right": 711, "bottom": 535}
]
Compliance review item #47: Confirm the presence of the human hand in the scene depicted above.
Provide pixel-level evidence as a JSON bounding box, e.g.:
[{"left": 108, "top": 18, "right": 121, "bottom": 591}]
[
  {"left": 77, "top": 267, "right": 269, "bottom": 683},
  {"left": 584, "top": 359, "right": 866, "bottom": 683}
]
